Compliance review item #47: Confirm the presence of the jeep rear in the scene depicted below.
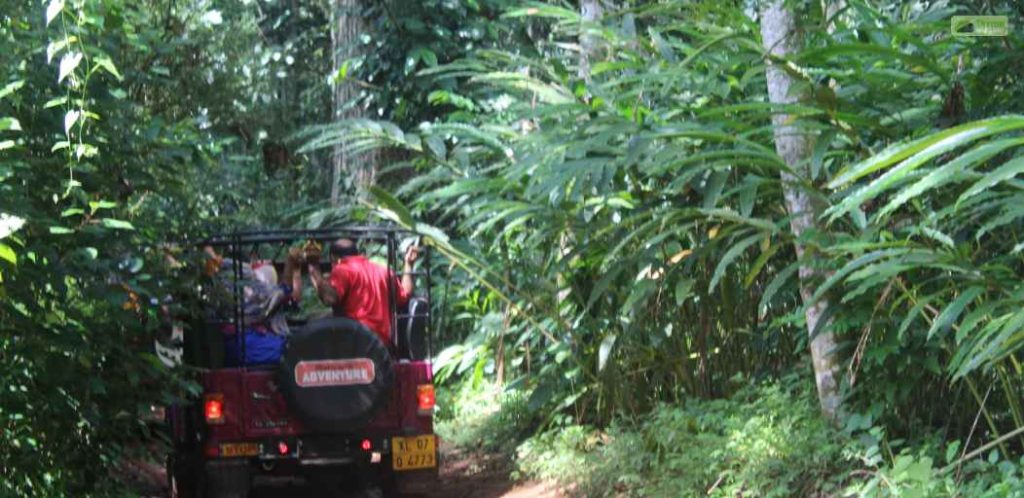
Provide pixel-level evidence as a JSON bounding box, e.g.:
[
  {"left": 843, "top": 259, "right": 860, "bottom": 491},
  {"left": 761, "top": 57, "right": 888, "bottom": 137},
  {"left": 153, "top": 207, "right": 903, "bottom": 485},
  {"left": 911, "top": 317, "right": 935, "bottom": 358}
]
[{"left": 166, "top": 228, "right": 439, "bottom": 497}]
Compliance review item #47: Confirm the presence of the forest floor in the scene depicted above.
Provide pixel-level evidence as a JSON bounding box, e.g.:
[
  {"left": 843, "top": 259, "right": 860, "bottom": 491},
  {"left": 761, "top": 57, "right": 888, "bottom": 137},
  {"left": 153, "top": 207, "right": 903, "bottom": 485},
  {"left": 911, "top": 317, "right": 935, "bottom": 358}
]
[
  {"left": 125, "top": 438, "right": 562, "bottom": 497},
  {"left": 424, "top": 439, "right": 563, "bottom": 498}
]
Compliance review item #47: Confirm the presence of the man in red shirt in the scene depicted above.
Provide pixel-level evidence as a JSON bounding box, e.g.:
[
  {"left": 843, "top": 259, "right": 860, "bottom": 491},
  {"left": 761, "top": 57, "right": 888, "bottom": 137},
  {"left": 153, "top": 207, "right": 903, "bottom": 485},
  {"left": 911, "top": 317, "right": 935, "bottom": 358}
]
[{"left": 306, "top": 238, "right": 419, "bottom": 344}]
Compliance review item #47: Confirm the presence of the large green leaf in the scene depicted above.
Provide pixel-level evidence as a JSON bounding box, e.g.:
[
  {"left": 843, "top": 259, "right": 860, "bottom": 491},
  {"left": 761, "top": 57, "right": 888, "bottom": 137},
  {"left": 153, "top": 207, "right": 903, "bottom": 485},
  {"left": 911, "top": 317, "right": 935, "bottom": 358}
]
[
  {"left": 0, "top": 242, "right": 15, "bottom": 264},
  {"left": 956, "top": 156, "right": 1024, "bottom": 207},
  {"left": 369, "top": 186, "right": 415, "bottom": 227},
  {"left": 0, "top": 117, "right": 21, "bottom": 131},
  {"left": 826, "top": 116, "right": 1024, "bottom": 221},
  {"left": 828, "top": 115, "right": 1024, "bottom": 189},
  {"left": 878, "top": 137, "right": 1024, "bottom": 218},
  {"left": 927, "top": 287, "right": 983, "bottom": 341},
  {"left": 708, "top": 232, "right": 761, "bottom": 292}
]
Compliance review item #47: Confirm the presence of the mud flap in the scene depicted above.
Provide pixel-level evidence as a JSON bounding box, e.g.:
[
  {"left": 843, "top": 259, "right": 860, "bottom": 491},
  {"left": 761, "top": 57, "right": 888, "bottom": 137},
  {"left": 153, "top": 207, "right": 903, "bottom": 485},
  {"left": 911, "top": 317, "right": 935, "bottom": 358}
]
[{"left": 168, "top": 454, "right": 199, "bottom": 498}]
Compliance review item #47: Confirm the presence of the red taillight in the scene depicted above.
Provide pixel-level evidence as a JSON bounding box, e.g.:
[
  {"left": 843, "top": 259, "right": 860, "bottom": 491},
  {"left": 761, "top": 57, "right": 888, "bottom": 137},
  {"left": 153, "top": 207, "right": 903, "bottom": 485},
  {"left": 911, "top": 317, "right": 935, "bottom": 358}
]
[
  {"left": 417, "top": 384, "right": 435, "bottom": 416},
  {"left": 360, "top": 439, "right": 372, "bottom": 451},
  {"left": 278, "top": 441, "right": 289, "bottom": 455},
  {"left": 204, "top": 394, "right": 225, "bottom": 425}
]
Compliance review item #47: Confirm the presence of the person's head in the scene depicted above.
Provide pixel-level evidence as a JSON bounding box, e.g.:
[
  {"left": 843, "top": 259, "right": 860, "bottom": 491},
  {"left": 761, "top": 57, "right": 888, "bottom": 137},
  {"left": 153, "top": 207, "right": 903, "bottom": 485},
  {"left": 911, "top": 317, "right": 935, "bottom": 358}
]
[{"left": 329, "top": 237, "right": 361, "bottom": 260}]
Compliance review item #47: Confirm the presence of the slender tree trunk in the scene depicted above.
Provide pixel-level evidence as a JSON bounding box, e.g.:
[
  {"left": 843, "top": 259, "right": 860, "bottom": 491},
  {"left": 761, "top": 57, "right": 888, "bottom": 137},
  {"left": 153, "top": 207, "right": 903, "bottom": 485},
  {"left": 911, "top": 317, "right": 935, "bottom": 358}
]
[
  {"left": 497, "top": 304, "right": 509, "bottom": 385},
  {"left": 578, "top": 0, "right": 603, "bottom": 80},
  {"left": 330, "top": 0, "right": 376, "bottom": 205},
  {"left": 551, "top": 1, "right": 605, "bottom": 315},
  {"left": 760, "top": 0, "right": 842, "bottom": 421}
]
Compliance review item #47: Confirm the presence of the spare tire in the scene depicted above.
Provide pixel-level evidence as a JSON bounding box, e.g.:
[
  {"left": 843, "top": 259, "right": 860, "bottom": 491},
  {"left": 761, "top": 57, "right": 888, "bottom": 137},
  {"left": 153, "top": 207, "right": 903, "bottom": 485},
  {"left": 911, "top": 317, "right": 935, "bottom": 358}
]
[{"left": 279, "top": 318, "right": 394, "bottom": 432}]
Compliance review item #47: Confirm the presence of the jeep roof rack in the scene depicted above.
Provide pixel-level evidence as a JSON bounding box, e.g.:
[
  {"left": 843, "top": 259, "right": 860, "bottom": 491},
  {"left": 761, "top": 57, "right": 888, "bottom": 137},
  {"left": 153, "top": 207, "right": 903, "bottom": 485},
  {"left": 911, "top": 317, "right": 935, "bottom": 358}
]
[{"left": 196, "top": 225, "right": 417, "bottom": 247}]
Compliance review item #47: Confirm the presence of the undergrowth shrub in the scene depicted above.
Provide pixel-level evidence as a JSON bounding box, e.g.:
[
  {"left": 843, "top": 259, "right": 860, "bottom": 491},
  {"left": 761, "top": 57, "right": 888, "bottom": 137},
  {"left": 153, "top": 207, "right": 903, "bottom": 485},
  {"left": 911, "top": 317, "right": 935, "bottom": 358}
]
[
  {"left": 437, "top": 377, "right": 1024, "bottom": 497},
  {"left": 435, "top": 381, "right": 535, "bottom": 454},
  {"left": 513, "top": 376, "right": 1024, "bottom": 497},
  {"left": 513, "top": 425, "right": 600, "bottom": 486},
  {"left": 843, "top": 432, "right": 1024, "bottom": 498},
  {"left": 517, "top": 377, "right": 846, "bottom": 497}
]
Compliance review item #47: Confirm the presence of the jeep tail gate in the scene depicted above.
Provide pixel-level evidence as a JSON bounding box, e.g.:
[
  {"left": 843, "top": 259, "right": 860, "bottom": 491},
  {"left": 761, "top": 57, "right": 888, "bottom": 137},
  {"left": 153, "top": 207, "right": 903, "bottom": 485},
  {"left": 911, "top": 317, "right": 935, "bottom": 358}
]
[{"left": 167, "top": 227, "right": 439, "bottom": 497}]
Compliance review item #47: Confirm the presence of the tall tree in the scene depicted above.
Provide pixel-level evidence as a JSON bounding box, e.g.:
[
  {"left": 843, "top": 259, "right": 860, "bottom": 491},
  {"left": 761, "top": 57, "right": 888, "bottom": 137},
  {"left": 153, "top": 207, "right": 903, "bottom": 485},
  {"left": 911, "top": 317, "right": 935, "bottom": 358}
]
[
  {"left": 578, "top": 0, "right": 603, "bottom": 80},
  {"left": 759, "top": 0, "right": 842, "bottom": 421},
  {"left": 556, "top": 0, "right": 604, "bottom": 309},
  {"left": 331, "top": 0, "right": 376, "bottom": 203}
]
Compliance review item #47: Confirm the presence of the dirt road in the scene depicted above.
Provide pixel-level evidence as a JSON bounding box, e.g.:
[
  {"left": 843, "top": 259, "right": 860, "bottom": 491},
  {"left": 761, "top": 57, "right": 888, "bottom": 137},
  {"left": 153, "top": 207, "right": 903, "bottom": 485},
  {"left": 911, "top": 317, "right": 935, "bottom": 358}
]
[
  {"left": 426, "top": 441, "right": 562, "bottom": 498},
  {"left": 127, "top": 439, "right": 562, "bottom": 498}
]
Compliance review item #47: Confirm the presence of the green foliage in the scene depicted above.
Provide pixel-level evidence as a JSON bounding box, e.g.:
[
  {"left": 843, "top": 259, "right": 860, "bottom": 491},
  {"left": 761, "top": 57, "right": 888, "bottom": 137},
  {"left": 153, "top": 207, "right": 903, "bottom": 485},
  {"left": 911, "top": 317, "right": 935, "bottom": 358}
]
[
  {"left": 825, "top": 116, "right": 1024, "bottom": 378},
  {"left": 516, "top": 377, "right": 845, "bottom": 497},
  {"left": 844, "top": 433, "right": 1024, "bottom": 497},
  {"left": 435, "top": 381, "right": 536, "bottom": 454},
  {"left": 511, "top": 377, "right": 1024, "bottom": 497},
  {"left": 305, "top": 0, "right": 1024, "bottom": 459},
  {"left": 6, "top": 0, "right": 1024, "bottom": 494},
  {"left": 513, "top": 426, "right": 595, "bottom": 487},
  {"left": 307, "top": 0, "right": 808, "bottom": 426},
  {"left": 358, "top": 0, "right": 532, "bottom": 128},
  {"left": 0, "top": 0, "right": 321, "bottom": 493}
]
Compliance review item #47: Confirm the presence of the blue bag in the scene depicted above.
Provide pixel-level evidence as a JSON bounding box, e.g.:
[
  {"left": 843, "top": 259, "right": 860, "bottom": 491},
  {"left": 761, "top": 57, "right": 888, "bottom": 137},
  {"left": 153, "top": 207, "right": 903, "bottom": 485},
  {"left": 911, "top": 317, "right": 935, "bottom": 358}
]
[{"left": 224, "top": 328, "right": 286, "bottom": 366}]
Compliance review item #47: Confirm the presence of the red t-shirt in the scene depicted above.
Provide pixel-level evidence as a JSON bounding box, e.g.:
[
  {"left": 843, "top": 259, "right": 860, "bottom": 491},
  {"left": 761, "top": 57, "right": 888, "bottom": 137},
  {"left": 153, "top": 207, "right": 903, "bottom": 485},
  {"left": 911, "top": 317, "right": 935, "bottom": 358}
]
[{"left": 329, "top": 255, "right": 409, "bottom": 343}]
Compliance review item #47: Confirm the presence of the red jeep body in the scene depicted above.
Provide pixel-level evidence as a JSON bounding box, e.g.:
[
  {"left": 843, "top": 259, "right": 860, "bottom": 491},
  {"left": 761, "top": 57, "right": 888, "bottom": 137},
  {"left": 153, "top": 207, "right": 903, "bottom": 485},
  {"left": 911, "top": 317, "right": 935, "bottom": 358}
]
[{"left": 167, "top": 228, "right": 438, "bottom": 497}]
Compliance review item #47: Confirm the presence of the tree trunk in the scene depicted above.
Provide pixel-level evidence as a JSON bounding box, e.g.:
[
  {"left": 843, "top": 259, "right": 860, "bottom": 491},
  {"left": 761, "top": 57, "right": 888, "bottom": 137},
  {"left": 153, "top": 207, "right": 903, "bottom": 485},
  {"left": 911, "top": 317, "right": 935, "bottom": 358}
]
[
  {"left": 578, "top": 0, "right": 603, "bottom": 81},
  {"left": 330, "top": 0, "right": 376, "bottom": 205},
  {"left": 551, "top": 1, "right": 604, "bottom": 316},
  {"left": 759, "top": 0, "right": 842, "bottom": 421}
]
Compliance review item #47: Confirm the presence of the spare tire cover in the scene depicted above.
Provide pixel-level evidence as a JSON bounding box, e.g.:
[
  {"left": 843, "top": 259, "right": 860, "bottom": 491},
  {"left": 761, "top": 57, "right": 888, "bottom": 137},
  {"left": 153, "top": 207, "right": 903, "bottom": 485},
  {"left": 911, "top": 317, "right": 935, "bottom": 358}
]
[{"left": 279, "top": 318, "right": 394, "bottom": 432}]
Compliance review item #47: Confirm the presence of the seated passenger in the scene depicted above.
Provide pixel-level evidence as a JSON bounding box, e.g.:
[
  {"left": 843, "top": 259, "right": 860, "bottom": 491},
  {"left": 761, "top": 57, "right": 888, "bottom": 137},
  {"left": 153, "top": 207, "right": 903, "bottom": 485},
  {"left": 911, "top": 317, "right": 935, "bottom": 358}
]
[
  {"left": 205, "top": 246, "right": 304, "bottom": 366},
  {"left": 305, "top": 238, "right": 419, "bottom": 346}
]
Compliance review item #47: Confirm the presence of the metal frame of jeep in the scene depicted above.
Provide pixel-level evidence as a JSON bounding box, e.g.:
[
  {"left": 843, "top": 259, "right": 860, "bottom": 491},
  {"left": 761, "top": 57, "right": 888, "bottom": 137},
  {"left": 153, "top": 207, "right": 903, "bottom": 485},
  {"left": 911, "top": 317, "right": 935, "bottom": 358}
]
[{"left": 167, "top": 227, "right": 439, "bottom": 497}]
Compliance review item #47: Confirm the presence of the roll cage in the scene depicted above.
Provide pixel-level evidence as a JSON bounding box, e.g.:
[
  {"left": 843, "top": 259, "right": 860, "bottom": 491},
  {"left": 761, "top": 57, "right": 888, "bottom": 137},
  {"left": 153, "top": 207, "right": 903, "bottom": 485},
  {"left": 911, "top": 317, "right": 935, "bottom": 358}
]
[{"left": 195, "top": 226, "right": 433, "bottom": 364}]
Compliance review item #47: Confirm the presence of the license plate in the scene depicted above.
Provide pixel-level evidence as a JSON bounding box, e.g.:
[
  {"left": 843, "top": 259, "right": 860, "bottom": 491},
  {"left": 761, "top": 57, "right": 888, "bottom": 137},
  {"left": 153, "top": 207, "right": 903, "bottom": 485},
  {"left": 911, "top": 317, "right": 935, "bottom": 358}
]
[
  {"left": 391, "top": 435, "right": 436, "bottom": 471},
  {"left": 220, "top": 442, "right": 260, "bottom": 457}
]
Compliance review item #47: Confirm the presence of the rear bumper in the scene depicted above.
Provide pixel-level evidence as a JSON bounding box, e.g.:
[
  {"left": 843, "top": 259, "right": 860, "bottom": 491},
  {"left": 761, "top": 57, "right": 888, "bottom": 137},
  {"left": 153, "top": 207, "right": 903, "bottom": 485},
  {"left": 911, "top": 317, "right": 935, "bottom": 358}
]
[
  {"left": 200, "top": 433, "right": 439, "bottom": 472},
  {"left": 200, "top": 450, "right": 439, "bottom": 491},
  {"left": 203, "top": 434, "right": 384, "bottom": 461}
]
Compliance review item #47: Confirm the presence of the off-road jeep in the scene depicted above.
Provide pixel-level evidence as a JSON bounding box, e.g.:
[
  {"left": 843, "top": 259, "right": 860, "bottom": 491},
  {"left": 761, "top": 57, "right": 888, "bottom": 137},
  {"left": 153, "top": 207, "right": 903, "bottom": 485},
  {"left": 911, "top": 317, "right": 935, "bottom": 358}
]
[{"left": 165, "top": 228, "right": 438, "bottom": 497}]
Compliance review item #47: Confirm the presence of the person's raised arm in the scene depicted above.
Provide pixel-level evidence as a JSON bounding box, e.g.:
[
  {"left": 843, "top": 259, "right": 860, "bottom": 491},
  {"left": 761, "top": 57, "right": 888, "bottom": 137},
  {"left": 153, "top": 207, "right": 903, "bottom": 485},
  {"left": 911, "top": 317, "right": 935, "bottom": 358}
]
[
  {"left": 283, "top": 247, "right": 303, "bottom": 303},
  {"left": 401, "top": 244, "right": 419, "bottom": 295},
  {"left": 304, "top": 242, "right": 338, "bottom": 307},
  {"left": 202, "top": 245, "right": 223, "bottom": 276}
]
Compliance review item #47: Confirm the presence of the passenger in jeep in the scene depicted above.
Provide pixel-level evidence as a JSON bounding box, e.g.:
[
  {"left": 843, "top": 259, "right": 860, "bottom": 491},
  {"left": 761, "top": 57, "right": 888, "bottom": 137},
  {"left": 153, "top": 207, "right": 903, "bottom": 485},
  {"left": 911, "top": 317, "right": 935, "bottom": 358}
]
[
  {"left": 306, "top": 237, "right": 419, "bottom": 344},
  {"left": 205, "top": 245, "right": 305, "bottom": 365}
]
